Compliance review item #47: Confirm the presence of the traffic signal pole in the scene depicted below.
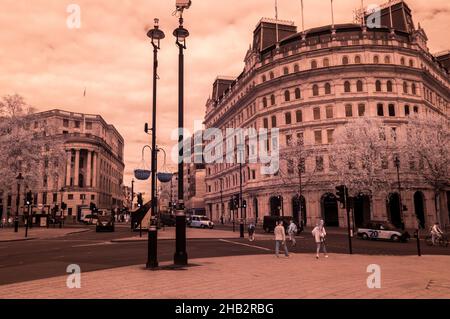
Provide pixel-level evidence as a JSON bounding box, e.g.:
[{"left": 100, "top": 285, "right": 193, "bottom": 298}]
[{"left": 345, "top": 194, "right": 353, "bottom": 255}]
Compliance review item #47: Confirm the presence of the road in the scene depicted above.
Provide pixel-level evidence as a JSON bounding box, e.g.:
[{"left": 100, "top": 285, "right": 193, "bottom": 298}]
[{"left": 0, "top": 224, "right": 448, "bottom": 285}]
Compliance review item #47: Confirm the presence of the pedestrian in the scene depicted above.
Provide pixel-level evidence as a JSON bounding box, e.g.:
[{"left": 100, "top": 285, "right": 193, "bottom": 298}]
[
  {"left": 287, "top": 219, "right": 298, "bottom": 247},
  {"left": 248, "top": 222, "right": 256, "bottom": 241},
  {"left": 220, "top": 215, "right": 224, "bottom": 225},
  {"left": 312, "top": 220, "right": 328, "bottom": 259},
  {"left": 274, "top": 220, "right": 289, "bottom": 258}
]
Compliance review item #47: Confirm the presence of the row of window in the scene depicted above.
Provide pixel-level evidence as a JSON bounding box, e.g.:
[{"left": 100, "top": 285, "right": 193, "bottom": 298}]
[
  {"left": 261, "top": 55, "right": 415, "bottom": 82},
  {"left": 62, "top": 119, "right": 93, "bottom": 130}
]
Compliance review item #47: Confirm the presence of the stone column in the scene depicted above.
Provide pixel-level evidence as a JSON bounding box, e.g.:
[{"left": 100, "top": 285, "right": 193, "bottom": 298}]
[
  {"left": 86, "top": 151, "right": 92, "bottom": 187},
  {"left": 74, "top": 149, "right": 80, "bottom": 187},
  {"left": 65, "top": 150, "right": 72, "bottom": 186},
  {"left": 92, "top": 152, "right": 97, "bottom": 188}
]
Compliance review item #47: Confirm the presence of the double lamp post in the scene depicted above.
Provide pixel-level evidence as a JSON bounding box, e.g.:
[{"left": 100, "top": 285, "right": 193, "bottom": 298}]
[{"left": 145, "top": 4, "right": 190, "bottom": 269}]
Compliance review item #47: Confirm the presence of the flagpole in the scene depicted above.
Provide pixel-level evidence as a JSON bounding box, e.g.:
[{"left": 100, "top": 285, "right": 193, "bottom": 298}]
[
  {"left": 331, "top": 0, "right": 335, "bottom": 29},
  {"left": 301, "top": 0, "right": 305, "bottom": 33},
  {"left": 275, "top": 0, "right": 279, "bottom": 48}
]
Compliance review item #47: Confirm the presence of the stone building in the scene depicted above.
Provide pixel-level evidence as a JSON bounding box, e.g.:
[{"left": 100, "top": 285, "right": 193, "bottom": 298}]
[
  {"left": 203, "top": 1, "right": 449, "bottom": 229},
  {"left": 0, "top": 109, "right": 125, "bottom": 221}
]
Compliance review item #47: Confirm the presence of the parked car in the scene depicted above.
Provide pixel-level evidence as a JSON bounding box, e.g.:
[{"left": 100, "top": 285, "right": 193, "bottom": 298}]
[
  {"left": 263, "top": 216, "right": 303, "bottom": 234},
  {"left": 188, "top": 215, "right": 214, "bottom": 229},
  {"left": 160, "top": 213, "right": 176, "bottom": 227},
  {"left": 96, "top": 215, "right": 115, "bottom": 232},
  {"left": 357, "top": 221, "right": 410, "bottom": 242}
]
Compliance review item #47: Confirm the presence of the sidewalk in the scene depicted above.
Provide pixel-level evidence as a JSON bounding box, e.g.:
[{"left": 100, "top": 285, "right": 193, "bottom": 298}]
[
  {"left": 0, "top": 228, "right": 89, "bottom": 242},
  {"left": 1, "top": 253, "right": 449, "bottom": 299}
]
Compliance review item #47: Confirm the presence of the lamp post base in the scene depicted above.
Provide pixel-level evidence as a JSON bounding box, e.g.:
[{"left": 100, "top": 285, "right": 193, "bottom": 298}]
[
  {"left": 14, "top": 220, "right": 19, "bottom": 233},
  {"left": 239, "top": 220, "right": 244, "bottom": 238},
  {"left": 174, "top": 210, "right": 188, "bottom": 266},
  {"left": 146, "top": 226, "right": 158, "bottom": 269}
]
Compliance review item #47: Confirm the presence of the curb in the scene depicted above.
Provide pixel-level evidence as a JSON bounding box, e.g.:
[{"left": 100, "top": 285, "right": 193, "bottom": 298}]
[{"left": 0, "top": 237, "right": 37, "bottom": 243}]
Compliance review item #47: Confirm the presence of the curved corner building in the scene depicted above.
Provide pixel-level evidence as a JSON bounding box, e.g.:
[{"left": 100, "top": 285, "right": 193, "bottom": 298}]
[{"left": 204, "top": 1, "right": 449, "bottom": 229}]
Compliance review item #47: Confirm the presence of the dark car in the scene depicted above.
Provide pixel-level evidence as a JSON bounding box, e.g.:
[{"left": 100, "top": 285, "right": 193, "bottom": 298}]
[
  {"left": 263, "top": 216, "right": 303, "bottom": 235},
  {"left": 96, "top": 215, "right": 115, "bottom": 232},
  {"left": 160, "top": 213, "right": 176, "bottom": 227}
]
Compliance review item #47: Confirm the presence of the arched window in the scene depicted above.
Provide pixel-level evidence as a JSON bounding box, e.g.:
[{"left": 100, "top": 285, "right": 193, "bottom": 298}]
[
  {"left": 325, "top": 83, "right": 331, "bottom": 95},
  {"left": 344, "top": 81, "right": 351, "bottom": 93},
  {"left": 411, "top": 83, "right": 417, "bottom": 95},
  {"left": 296, "top": 110, "right": 303, "bottom": 123},
  {"left": 284, "top": 90, "right": 290, "bottom": 102},
  {"left": 404, "top": 104, "right": 410, "bottom": 116},
  {"left": 403, "top": 81, "right": 408, "bottom": 94},
  {"left": 355, "top": 55, "right": 361, "bottom": 64},
  {"left": 384, "top": 55, "right": 391, "bottom": 64},
  {"left": 400, "top": 57, "right": 405, "bottom": 65},
  {"left": 342, "top": 56, "right": 349, "bottom": 65},
  {"left": 375, "top": 80, "right": 382, "bottom": 92},
  {"left": 312, "top": 84, "right": 319, "bottom": 96},
  {"left": 357, "top": 80, "right": 363, "bottom": 92},
  {"left": 295, "top": 88, "right": 301, "bottom": 99},
  {"left": 323, "top": 58, "right": 330, "bottom": 67},
  {"left": 285, "top": 112, "right": 292, "bottom": 125},
  {"left": 373, "top": 55, "right": 379, "bottom": 64},
  {"left": 311, "top": 60, "right": 318, "bottom": 69},
  {"left": 270, "top": 94, "right": 276, "bottom": 105},
  {"left": 294, "top": 64, "right": 300, "bottom": 72},
  {"left": 387, "top": 80, "right": 393, "bottom": 92},
  {"left": 269, "top": 72, "right": 275, "bottom": 80},
  {"left": 262, "top": 75, "right": 267, "bottom": 83},
  {"left": 409, "top": 59, "right": 414, "bottom": 67},
  {"left": 271, "top": 115, "right": 277, "bottom": 128},
  {"left": 283, "top": 67, "right": 289, "bottom": 75},
  {"left": 262, "top": 97, "right": 268, "bottom": 108}
]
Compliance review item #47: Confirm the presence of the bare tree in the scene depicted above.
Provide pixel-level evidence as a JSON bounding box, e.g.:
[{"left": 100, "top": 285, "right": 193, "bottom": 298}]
[
  {"left": 0, "top": 94, "right": 65, "bottom": 204},
  {"left": 403, "top": 115, "right": 450, "bottom": 225}
]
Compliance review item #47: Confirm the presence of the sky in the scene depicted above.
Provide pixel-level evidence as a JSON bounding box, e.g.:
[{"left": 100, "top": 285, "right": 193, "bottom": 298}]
[{"left": 0, "top": 0, "right": 449, "bottom": 195}]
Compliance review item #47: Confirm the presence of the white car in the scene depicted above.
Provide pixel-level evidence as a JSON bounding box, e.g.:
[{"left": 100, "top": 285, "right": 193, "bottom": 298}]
[
  {"left": 188, "top": 215, "right": 214, "bottom": 229},
  {"left": 357, "top": 221, "right": 410, "bottom": 242}
]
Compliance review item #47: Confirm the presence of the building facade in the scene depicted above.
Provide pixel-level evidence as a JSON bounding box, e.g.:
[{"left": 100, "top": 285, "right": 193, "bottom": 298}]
[
  {"left": 203, "top": 1, "right": 449, "bottom": 229},
  {"left": 0, "top": 109, "right": 125, "bottom": 221}
]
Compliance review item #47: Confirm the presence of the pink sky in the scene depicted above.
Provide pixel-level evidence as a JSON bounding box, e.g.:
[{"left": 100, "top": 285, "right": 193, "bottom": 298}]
[{"left": 1, "top": 0, "right": 449, "bottom": 194}]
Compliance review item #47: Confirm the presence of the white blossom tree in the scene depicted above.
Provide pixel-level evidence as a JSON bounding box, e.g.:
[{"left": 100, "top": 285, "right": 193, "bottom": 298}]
[
  {"left": 403, "top": 115, "right": 450, "bottom": 225},
  {"left": 0, "top": 94, "right": 65, "bottom": 209}
]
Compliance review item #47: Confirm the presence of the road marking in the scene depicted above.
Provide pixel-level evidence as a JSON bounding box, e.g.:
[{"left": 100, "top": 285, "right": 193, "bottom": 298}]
[
  {"left": 219, "top": 239, "right": 272, "bottom": 251},
  {"left": 71, "top": 242, "right": 112, "bottom": 248}
]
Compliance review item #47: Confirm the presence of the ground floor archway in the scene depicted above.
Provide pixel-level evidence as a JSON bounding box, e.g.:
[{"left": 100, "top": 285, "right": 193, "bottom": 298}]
[
  {"left": 321, "top": 193, "right": 339, "bottom": 227},
  {"left": 387, "top": 193, "right": 402, "bottom": 228},
  {"left": 292, "top": 195, "right": 307, "bottom": 226},
  {"left": 253, "top": 198, "right": 259, "bottom": 223},
  {"left": 414, "top": 191, "right": 426, "bottom": 229},
  {"left": 354, "top": 194, "right": 371, "bottom": 227},
  {"left": 270, "top": 196, "right": 282, "bottom": 217}
]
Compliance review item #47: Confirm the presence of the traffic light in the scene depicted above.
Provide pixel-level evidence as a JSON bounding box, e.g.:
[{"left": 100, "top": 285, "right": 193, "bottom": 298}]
[
  {"left": 335, "top": 185, "right": 348, "bottom": 208},
  {"left": 90, "top": 202, "right": 97, "bottom": 212},
  {"left": 137, "top": 193, "right": 143, "bottom": 208},
  {"left": 233, "top": 195, "right": 239, "bottom": 209},
  {"left": 242, "top": 200, "right": 247, "bottom": 209},
  {"left": 26, "top": 191, "right": 33, "bottom": 206},
  {"left": 61, "top": 202, "right": 67, "bottom": 211}
]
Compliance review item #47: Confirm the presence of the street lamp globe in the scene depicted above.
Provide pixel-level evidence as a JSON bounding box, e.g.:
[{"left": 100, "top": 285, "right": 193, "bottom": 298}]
[
  {"left": 173, "top": 26, "right": 189, "bottom": 47},
  {"left": 147, "top": 18, "right": 165, "bottom": 48}
]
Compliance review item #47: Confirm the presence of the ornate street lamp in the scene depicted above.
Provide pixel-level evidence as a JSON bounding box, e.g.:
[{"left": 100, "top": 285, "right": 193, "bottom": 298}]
[
  {"left": 173, "top": 4, "right": 190, "bottom": 266},
  {"left": 146, "top": 18, "right": 165, "bottom": 269}
]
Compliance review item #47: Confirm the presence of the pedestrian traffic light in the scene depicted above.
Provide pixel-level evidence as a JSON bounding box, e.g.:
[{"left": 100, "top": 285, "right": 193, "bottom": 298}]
[
  {"left": 89, "top": 202, "right": 97, "bottom": 212},
  {"left": 233, "top": 194, "right": 239, "bottom": 209},
  {"left": 26, "top": 191, "right": 33, "bottom": 206},
  {"left": 335, "top": 185, "right": 348, "bottom": 208},
  {"left": 137, "top": 193, "right": 143, "bottom": 208},
  {"left": 242, "top": 200, "right": 247, "bottom": 209}
]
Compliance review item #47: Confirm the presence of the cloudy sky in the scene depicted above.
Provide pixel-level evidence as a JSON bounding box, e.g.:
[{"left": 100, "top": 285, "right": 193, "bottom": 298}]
[{"left": 1, "top": 0, "right": 449, "bottom": 194}]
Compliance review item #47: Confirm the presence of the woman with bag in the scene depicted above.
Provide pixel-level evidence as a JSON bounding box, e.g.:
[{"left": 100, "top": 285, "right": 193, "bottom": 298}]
[{"left": 312, "top": 219, "right": 328, "bottom": 259}]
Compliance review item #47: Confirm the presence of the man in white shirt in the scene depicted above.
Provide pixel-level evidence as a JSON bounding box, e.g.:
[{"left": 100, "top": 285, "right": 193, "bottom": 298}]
[{"left": 274, "top": 220, "right": 289, "bottom": 258}]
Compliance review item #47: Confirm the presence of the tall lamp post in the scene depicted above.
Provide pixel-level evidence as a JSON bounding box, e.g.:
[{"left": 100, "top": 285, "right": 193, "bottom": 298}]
[
  {"left": 394, "top": 156, "right": 405, "bottom": 230},
  {"left": 14, "top": 173, "right": 24, "bottom": 232},
  {"left": 146, "top": 18, "right": 165, "bottom": 269},
  {"left": 173, "top": 7, "right": 190, "bottom": 266},
  {"left": 238, "top": 145, "right": 244, "bottom": 238},
  {"left": 220, "top": 178, "right": 224, "bottom": 224}
]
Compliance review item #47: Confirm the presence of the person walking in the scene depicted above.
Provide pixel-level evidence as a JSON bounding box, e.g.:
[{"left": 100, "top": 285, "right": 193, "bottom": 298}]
[
  {"left": 312, "top": 220, "right": 328, "bottom": 259},
  {"left": 248, "top": 222, "right": 256, "bottom": 241},
  {"left": 287, "top": 220, "right": 298, "bottom": 247},
  {"left": 275, "top": 220, "right": 289, "bottom": 258}
]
